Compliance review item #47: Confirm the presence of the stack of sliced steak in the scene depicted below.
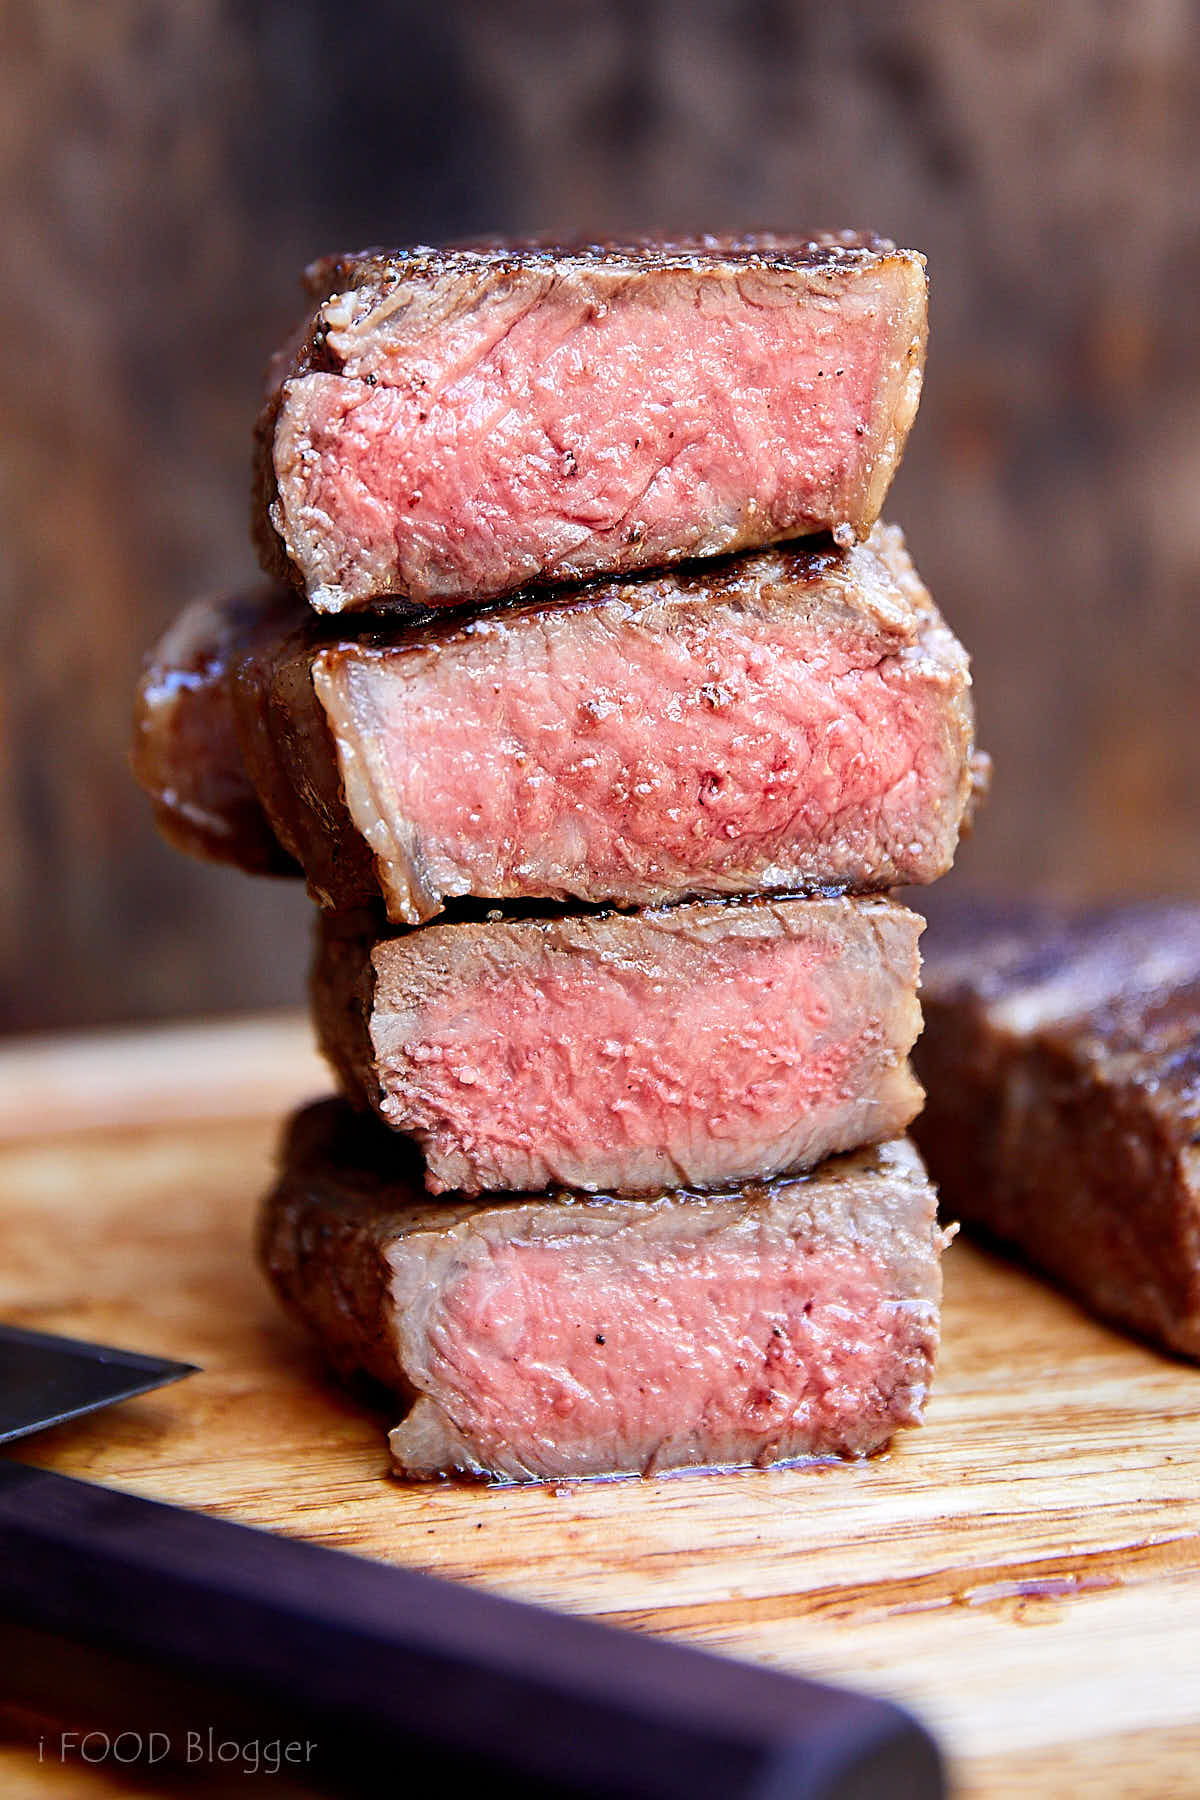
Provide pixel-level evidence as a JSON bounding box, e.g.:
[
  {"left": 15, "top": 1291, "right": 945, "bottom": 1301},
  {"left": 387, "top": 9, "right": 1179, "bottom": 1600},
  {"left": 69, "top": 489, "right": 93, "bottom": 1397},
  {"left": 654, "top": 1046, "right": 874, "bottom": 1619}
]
[{"left": 135, "top": 234, "right": 984, "bottom": 1483}]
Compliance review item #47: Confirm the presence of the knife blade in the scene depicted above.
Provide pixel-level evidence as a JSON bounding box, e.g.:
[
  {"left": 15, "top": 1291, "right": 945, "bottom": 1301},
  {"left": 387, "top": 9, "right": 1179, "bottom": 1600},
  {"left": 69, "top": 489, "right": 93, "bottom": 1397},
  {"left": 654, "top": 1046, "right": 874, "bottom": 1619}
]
[{"left": 0, "top": 1320, "right": 197, "bottom": 1443}]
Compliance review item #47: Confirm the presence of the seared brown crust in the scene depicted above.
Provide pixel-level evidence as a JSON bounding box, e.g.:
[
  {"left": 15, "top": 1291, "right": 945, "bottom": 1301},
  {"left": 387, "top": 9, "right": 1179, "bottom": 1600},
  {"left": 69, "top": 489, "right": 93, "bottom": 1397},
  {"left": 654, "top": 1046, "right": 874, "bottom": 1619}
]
[
  {"left": 300, "top": 231, "right": 908, "bottom": 304},
  {"left": 259, "top": 1097, "right": 948, "bottom": 1482},
  {"left": 230, "top": 618, "right": 378, "bottom": 908},
  {"left": 256, "top": 1098, "right": 430, "bottom": 1393},
  {"left": 233, "top": 524, "right": 980, "bottom": 917},
  {"left": 914, "top": 899, "right": 1200, "bottom": 1358},
  {"left": 131, "top": 588, "right": 300, "bottom": 875},
  {"left": 253, "top": 233, "right": 927, "bottom": 610},
  {"left": 307, "top": 906, "right": 384, "bottom": 1115}
]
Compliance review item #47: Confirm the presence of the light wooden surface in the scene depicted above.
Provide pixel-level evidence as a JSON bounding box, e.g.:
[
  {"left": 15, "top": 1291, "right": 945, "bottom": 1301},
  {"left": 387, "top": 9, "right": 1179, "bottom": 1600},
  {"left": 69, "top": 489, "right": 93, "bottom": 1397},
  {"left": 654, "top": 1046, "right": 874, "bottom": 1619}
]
[{"left": 2, "top": 1020, "right": 1200, "bottom": 1797}]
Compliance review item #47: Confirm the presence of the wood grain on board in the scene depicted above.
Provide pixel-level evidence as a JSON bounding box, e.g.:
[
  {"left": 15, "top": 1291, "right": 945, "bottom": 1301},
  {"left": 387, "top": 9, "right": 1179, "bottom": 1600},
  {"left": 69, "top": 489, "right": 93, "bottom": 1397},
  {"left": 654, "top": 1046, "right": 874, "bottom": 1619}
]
[{"left": 1, "top": 1018, "right": 1199, "bottom": 1798}]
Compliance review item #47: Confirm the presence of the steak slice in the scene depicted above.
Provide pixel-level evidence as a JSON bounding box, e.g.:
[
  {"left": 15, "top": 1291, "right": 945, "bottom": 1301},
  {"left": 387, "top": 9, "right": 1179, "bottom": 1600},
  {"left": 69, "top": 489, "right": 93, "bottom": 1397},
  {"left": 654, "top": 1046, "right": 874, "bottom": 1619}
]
[
  {"left": 313, "top": 895, "right": 925, "bottom": 1197},
  {"left": 131, "top": 589, "right": 298, "bottom": 874},
  {"left": 255, "top": 234, "right": 927, "bottom": 612},
  {"left": 261, "top": 1098, "right": 948, "bottom": 1483},
  {"left": 236, "top": 523, "right": 981, "bottom": 924},
  {"left": 914, "top": 899, "right": 1200, "bottom": 1358}
]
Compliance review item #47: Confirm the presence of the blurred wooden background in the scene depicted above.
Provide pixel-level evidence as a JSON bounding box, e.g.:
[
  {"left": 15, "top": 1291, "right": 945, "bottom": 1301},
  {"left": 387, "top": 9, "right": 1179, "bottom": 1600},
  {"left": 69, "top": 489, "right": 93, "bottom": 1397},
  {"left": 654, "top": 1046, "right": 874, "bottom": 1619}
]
[{"left": 2, "top": 0, "right": 1198, "bottom": 1032}]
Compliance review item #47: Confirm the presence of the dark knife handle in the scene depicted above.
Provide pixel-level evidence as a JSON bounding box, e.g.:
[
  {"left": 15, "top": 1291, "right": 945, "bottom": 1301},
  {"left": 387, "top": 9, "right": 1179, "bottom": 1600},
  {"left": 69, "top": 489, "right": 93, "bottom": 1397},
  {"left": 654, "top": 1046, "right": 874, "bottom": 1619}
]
[{"left": 0, "top": 1462, "right": 943, "bottom": 1799}]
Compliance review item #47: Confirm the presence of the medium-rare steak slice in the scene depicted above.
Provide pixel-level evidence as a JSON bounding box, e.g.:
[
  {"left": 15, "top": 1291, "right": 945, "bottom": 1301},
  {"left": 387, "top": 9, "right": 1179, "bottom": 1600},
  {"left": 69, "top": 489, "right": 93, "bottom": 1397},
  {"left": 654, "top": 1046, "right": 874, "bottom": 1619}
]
[
  {"left": 255, "top": 234, "right": 927, "bottom": 612},
  {"left": 131, "top": 589, "right": 298, "bottom": 874},
  {"left": 313, "top": 895, "right": 925, "bottom": 1197},
  {"left": 261, "top": 1098, "right": 949, "bottom": 1483},
  {"left": 236, "top": 523, "right": 981, "bottom": 924},
  {"left": 914, "top": 899, "right": 1200, "bottom": 1358}
]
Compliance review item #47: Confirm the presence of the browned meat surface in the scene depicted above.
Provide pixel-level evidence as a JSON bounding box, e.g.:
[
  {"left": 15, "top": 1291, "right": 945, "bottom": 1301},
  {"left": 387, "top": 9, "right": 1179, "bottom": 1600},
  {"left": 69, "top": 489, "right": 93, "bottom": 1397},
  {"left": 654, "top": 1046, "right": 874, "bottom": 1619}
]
[
  {"left": 131, "top": 588, "right": 298, "bottom": 874},
  {"left": 261, "top": 1098, "right": 948, "bottom": 1483},
  {"left": 254, "top": 235, "right": 927, "bottom": 612},
  {"left": 914, "top": 898, "right": 1200, "bottom": 1358},
  {"left": 312, "top": 895, "right": 924, "bottom": 1197},
  {"left": 233, "top": 523, "right": 980, "bottom": 923}
]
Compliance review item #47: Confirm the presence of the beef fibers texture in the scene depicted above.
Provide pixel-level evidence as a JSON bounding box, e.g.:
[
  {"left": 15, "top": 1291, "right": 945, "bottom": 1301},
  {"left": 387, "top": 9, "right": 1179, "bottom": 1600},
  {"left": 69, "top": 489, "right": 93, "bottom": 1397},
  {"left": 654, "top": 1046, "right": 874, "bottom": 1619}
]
[
  {"left": 235, "top": 523, "right": 980, "bottom": 923},
  {"left": 914, "top": 899, "right": 1200, "bottom": 1359},
  {"left": 260, "top": 1099, "right": 948, "bottom": 1483},
  {"left": 313, "top": 895, "right": 925, "bottom": 1198},
  {"left": 255, "top": 235, "right": 927, "bottom": 612}
]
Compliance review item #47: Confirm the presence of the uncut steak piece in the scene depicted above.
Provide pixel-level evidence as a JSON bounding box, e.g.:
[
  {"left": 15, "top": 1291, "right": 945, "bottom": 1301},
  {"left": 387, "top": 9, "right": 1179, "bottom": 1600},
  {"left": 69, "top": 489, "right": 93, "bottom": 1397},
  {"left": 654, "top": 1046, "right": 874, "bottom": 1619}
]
[
  {"left": 261, "top": 1098, "right": 949, "bottom": 1483},
  {"left": 313, "top": 895, "right": 925, "bottom": 1198},
  {"left": 255, "top": 234, "right": 927, "bottom": 612},
  {"left": 237, "top": 522, "right": 982, "bottom": 924},
  {"left": 914, "top": 899, "right": 1200, "bottom": 1358},
  {"left": 131, "top": 590, "right": 298, "bottom": 874}
]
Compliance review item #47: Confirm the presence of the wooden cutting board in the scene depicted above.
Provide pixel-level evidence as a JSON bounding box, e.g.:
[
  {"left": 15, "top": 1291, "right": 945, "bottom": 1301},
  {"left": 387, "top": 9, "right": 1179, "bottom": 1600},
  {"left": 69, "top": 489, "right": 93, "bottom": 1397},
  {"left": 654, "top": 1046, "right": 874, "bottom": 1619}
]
[{"left": 2, "top": 1015, "right": 1199, "bottom": 1798}]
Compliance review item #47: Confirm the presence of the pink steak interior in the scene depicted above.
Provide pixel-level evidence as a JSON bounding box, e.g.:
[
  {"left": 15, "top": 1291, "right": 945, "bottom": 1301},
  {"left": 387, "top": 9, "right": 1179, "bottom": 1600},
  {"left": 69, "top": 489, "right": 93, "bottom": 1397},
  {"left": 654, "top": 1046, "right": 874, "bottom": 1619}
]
[
  {"left": 381, "top": 928, "right": 887, "bottom": 1194},
  {"left": 422, "top": 1233, "right": 910, "bottom": 1477},
  {"left": 349, "top": 611, "right": 949, "bottom": 909},
  {"left": 280, "top": 273, "right": 896, "bottom": 602}
]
